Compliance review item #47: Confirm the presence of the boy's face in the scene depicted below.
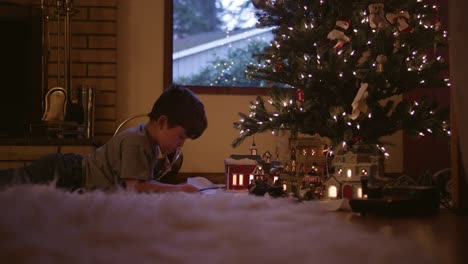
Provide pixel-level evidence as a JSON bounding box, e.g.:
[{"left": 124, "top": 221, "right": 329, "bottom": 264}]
[{"left": 153, "top": 116, "right": 188, "bottom": 155}]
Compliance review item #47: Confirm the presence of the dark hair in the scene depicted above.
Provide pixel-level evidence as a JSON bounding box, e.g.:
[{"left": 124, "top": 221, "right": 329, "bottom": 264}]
[{"left": 148, "top": 84, "right": 207, "bottom": 139}]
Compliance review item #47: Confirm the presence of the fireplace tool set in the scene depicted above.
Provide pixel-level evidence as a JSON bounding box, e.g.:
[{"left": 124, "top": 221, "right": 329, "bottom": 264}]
[{"left": 35, "top": 0, "right": 95, "bottom": 139}]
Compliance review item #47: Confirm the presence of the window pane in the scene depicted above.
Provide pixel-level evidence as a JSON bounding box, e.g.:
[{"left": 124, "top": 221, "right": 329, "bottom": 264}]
[{"left": 172, "top": 0, "right": 272, "bottom": 87}]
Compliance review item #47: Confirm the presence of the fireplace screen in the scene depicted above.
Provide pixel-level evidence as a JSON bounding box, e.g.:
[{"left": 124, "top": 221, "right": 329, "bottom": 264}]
[{"left": 0, "top": 3, "right": 43, "bottom": 138}]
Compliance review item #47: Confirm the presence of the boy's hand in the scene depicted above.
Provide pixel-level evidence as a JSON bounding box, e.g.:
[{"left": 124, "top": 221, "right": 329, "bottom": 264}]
[{"left": 178, "top": 183, "right": 199, "bottom": 193}]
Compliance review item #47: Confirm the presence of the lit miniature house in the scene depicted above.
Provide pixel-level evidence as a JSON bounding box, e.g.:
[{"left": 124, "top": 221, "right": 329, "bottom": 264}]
[
  {"left": 323, "top": 144, "right": 386, "bottom": 199},
  {"left": 224, "top": 155, "right": 262, "bottom": 192},
  {"left": 295, "top": 137, "right": 328, "bottom": 178}
]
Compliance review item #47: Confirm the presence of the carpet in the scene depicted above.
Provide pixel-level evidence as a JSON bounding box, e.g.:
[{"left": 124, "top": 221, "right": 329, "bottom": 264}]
[{"left": 0, "top": 184, "right": 438, "bottom": 264}]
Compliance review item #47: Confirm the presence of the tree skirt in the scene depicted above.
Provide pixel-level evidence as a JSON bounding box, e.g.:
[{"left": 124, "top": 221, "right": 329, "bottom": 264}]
[{"left": 0, "top": 185, "right": 437, "bottom": 264}]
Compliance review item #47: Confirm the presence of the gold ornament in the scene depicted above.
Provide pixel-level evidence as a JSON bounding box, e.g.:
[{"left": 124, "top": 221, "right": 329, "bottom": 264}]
[{"left": 376, "top": 54, "right": 387, "bottom": 73}]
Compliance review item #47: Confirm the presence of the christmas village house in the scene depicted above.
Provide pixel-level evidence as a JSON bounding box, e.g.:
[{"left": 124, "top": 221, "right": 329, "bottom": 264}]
[
  {"left": 224, "top": 141, "right": 280, "bottom": 192},
  {"left": 225, "top": 154, "right": 284, "bottom": 192},
  {"left": 323, "top": 147, "right": 386, "bottom": 200}
]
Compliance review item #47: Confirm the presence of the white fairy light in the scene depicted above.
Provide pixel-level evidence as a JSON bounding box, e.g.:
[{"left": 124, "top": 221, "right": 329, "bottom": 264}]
[
  {"left": 368, "top": 113, "right": 372, "bottom": 118},
  {"left": 410, "top": 110, "right": 415, "bottom": 115},
  {"left": 419, "top": 132, "right": 425, "bottom": 136},
  {"left": 427, "top": 128, "right": 433, "bottom": 133},
  {"left": 333, "top": 115, "right": 337, "bottom": 121}
]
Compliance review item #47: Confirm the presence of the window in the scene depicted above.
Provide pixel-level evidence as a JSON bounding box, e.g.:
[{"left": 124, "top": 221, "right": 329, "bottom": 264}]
[
  {"left": 164, "top": 0, "right": 269, "bottom": 95},
  {"left": 232, "top": 173, "right": 238, "bottom": 186},
  {"left": 328, "top": 186, "right": 337, "bottom": 198}
]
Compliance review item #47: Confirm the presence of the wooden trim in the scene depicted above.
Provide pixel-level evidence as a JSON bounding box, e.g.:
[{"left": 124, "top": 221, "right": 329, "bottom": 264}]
[
  {"left": 183, "top": 86, "right": 268, "bottom": 96},
  {"left": 450, "top": 89, "right": 468, "bottom": 211},
  {"left": 163, "top": 0, "right": 173, "bottom": 90}
]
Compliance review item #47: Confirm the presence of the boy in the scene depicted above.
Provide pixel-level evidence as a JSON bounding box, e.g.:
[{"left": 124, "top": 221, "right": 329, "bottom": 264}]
[{"left": 0, "top": 84, "right": 207, "bottom": 193}]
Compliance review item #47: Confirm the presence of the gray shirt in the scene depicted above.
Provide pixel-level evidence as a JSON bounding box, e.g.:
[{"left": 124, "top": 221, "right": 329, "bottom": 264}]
[{"left": 82, "top": 123, "right": 159, "bottom": 191}]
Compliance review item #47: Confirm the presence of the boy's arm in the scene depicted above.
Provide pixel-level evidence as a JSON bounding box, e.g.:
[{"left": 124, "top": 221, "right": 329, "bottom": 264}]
[{"left": 125, "top": 179, "right": 199, "bottom": 193}]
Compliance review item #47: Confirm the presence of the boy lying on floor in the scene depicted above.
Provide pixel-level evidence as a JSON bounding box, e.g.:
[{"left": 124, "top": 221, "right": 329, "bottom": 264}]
[{"left": 0, "top": 84, "right": 207, "bottom": 193}]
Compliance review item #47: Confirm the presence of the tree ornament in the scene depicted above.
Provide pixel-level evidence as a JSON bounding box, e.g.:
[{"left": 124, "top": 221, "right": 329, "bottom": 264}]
[
  {"left": 275, "top": 58, "right": 284, "bottom": 72},
  {"left": 296, "top": 88, "right": 305, "bottom": 103},
  {"left": 434, "top": 3, "right": 441, "bottom": 31},
  {"left": 350, "top": 82, "right": 369, "bottom": 120},
  {"left": 386, "top": 11, "right": 414, "bottom": 33},
  {"left": 357, "top": 50, "right": 371, "bottom": 66},
  {"left": 327, "top": 19, "right": 351, "bottom": 49},
  {"left": 376, "top": 54, "right": 387, "bottom": 73},
  {"left": 368, "top": 3, "right": 388, "bottom": 29},
  {"left": 393, "top": 39, "right": 400, "bottom": 53}
]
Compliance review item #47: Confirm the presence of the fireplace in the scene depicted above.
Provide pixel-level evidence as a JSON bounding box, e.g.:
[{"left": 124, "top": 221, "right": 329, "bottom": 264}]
[{"left": 0, "top": 3, "right": 43, "bottom": 138}]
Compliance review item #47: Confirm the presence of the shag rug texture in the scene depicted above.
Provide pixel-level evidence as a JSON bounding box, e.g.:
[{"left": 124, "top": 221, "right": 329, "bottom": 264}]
[{"left": 0, "top": 185, "right": 438, "bottom": 264}]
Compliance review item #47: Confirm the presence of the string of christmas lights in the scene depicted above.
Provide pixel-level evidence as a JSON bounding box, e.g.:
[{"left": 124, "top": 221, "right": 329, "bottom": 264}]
[{"left": 234, "top": 0, "right": 450, "bottom": 154}]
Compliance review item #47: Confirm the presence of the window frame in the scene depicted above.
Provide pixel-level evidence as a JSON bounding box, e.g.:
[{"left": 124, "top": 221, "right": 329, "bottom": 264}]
[{"left": 164, "top": 1, "right": 267, "bottom": 95}]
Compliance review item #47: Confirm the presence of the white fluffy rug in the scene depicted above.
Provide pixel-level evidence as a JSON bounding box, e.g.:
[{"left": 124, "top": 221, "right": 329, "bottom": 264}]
[{"left": 0, "top": 185, "right": 438, "bottom": 264}]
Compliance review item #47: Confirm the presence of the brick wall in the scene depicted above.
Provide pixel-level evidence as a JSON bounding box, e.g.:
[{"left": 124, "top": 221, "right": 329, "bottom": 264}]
[{"left": 43, "top": 0, "right": 117, "bottom": 143}]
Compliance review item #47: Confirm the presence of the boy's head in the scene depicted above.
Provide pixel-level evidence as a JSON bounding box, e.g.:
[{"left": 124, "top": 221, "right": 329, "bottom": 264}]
[{"left": 148, "top": 84, "right": 207, "bottom": 140}]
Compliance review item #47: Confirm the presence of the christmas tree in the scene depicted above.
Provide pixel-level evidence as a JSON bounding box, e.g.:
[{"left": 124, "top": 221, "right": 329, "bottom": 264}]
[{"left": 232, "top": 0, "right": 450, "bottom": 151}]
